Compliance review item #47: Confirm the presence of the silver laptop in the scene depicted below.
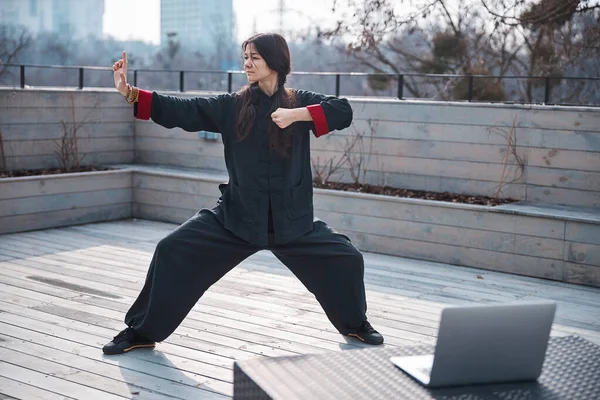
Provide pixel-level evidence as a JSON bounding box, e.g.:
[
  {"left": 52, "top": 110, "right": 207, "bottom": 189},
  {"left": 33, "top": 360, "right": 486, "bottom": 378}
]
[{"left": 390, "top": 301, "right": 557, "bottom": 388}]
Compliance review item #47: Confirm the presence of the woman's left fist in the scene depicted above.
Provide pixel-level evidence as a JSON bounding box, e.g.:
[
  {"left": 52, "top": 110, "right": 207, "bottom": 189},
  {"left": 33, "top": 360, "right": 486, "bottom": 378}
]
[{"left": 271, "top": 108, "right": 295, "bottom": 129}]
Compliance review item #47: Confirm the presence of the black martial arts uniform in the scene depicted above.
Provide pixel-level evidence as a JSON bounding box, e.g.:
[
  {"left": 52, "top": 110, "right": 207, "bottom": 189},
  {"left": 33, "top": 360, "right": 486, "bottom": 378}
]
[{"left": 125, "top": 85, "right": 368, "bottom": 341}]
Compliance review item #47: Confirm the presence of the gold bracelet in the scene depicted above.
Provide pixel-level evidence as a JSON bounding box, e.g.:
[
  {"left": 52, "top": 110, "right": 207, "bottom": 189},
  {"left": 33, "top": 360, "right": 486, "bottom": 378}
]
[{"left": 126, "top": 85, "right": 139, "bottom": 104}]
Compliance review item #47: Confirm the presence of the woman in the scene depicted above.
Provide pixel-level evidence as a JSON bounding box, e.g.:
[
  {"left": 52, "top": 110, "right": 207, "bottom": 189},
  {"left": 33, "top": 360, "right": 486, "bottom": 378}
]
[{"left": 103, "top": 33, "right": 383, "bottom": 355}]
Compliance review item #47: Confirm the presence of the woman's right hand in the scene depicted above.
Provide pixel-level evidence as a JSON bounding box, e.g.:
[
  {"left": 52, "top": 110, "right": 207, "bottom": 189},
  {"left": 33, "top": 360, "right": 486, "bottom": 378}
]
[{"left": 113, "top": 51, "right": 128, "bottom": 96}]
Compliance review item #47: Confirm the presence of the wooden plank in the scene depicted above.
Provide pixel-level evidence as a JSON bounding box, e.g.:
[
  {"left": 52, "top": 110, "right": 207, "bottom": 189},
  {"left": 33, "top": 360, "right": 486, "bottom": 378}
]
[
  {"left": 11, "top": 220, "right": 576, "bottom": 308},
  {"left": 4, "top": 151, "right": 134, "bottom": 171},
  {"left": 0, "top": 237, "right": 436, "bottom": 325},
  {"left": 529, "top": 107, "right": 600, "bottom": 132},
  {"left": 0, "top": 286, "right": 233, "bottom": 369},
  {"left": 135, "top": 136, "right": 224, "bottom": 158},
  {"left": 0, "top": 170, "right": 132, "bottom": 200},
  {"left": 131, "top": 165, "right": 228, "bottom": 182},
  {"left": 0, "top": 235, "right": 436, "bottom": 322},
  {"left": 135, "top": 189, "right": 220, "bottom": 213},
  {"left": 313, "top": 190, "right": 566, "bottom": 239},
  {"left": 345, "top": 230, "right": 564, "bottom": 281},
  {"left": 0, "top": 293, "right": 256, "bottom": 368},
  {"left": 526, "top": 167, "right": 600, "bottom": 192},
  {"left": 525, "top": 185, "right": 600, "bottom": 208},
  {"left": 136, "top": 122, "right": 224, "bottom": 144},
  {"left": 5, "top": 137, "right": 133, "bottom": 157},
  {"left": 134, "top": 150, "right": 227, "bottom": 172},
  {"left": 497, "top": 203, "right": 600, "bottom": 224},
  {"left": 0, "top": 271, "right": 375, "bottom": 353},
  {"left": 0, "top": 347, "right": 170, "bottom": 400},
  {"left": 312, "top": 134, "right": 525, "bottom": 165},
  {"left": 312, "top": 168, "right": 526, "bottom": 200},
  {"left": 0, "top": 90, "right": 122, "bottom": 109},
  {"left": 0, "top": 325, "right": 228, "bottom": 399},
  {"left": 0, "top": 375, "right": 73, "bottom": 400},
  {"left": 134, "top": 173, "right": 222, "bottom": 197},
  {"left": 4, "top": 220, "right": 600, "bottom": 342},
  {"left": 527, "top": 128, "right": 600, "bottom": 152},
  {"left": 310, "top": 149, "right": 524, "bottom": 182},
  {"left": 339, "top": 120, "right": 512, "bottom": 145},
  {"left": 0, "top": 203, "right": 132, "bottom": 235},
  {"left": 0, "top": 358, "right": 124, "bottom": 400},
  {"left": 563, "top": 262, "right": 600, "bottom": 288},
  {"left": 0, "top": 265, "right": 374, "bottom": 352},
  {"left": 527, "top": 148, "right": 600, "bottom": 172},
  {"left": 0, "top": 188, "right": 132, "bottom": 217},
  {"left": 0, "top": 107, "right": 132, "bottom": 124},
  {"left": 566, "top": 221, "right": 600, "bottom": 245},
  {"left": 1, "top": 122, "right": 133, "bottom": 141},
  {"left": 352, "top": 101, "right": 534, "bottom": 127},
  {"left": 0, "top": 296, "right": 242, "bottom": 381},
  {"left": 320, "top": 209, "right": 564, "bottom": 260},
  {"left": 566, "top": 242, "right": 600, "bottom": 267},
  {"left": 0, "top": 255, "right": 432, "bottom": 346},
  {"left": 133, "top": 203, "right": 196, "bottom": 225},
  {"left": 22, "top": 219, "right": 600, "bottom": 306}
]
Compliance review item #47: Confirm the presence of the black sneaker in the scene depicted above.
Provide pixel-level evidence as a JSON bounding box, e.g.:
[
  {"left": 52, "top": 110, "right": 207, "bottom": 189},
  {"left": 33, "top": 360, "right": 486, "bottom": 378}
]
[
  {"left": 346, "top": 321, "right": 384, "bottom": 345},
  {"left": 102, "top": 327, "right": 155, "bottom": 355}
]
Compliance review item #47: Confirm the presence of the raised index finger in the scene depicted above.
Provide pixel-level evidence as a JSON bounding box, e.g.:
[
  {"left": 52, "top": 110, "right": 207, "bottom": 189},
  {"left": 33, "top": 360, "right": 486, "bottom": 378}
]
[{"left": 123, "top": 51, "right": 127, "bottom": 69}]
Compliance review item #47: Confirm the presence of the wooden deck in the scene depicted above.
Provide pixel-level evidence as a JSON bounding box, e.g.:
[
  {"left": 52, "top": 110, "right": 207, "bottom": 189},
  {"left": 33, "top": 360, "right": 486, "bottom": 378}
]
[{"left": 0, "top": 219, "right": 599, "bottom": 399}]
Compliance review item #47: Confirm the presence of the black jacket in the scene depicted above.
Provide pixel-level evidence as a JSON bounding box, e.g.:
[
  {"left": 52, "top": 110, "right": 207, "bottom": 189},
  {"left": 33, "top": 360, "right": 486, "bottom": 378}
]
[{"left": 135, "top": 86, "right": 353, "bottom": 245}]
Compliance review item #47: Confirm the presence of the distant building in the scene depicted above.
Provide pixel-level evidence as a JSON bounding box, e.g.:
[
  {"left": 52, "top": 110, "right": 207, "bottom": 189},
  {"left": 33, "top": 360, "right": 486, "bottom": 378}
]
[
  {"left": 160, "top": 0, "right": 234, "bottom": 66},
  {"left": 0, "top": 0, "right": 104, "bottom": 39}
]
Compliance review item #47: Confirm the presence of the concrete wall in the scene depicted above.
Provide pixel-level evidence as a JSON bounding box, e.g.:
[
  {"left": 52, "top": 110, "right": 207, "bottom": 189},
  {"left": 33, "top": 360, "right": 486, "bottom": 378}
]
[
  {"left": 0, "top": 89, "right": 134, "bottom": 171},
  {"left": 134, "top": 94, "right": 600, "bottom": 207}
]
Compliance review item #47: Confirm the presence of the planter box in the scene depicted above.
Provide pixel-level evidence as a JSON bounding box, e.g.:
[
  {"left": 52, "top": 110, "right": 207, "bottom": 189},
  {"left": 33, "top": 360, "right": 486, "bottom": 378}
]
[
  {"left": 0, "top": 168, "right": 133, "bottom": 234},
  {"left": 2, "top": 163, "right": 598, "bottom": 288},
  {"left": 126, "top": 165, "right": 600, "bottom": 288},
  {"left": 313, "top": 189, "right": 600, "bottom": 288}
]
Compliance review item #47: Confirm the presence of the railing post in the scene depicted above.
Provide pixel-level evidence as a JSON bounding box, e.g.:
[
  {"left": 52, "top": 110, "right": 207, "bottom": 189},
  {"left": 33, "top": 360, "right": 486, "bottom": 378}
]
[
  {"left": 20, "top": 65, "right": 25, "bottom": 88},
  {"left": 78, "top": 67, "right": 84, "bottom": 89},
  {"left": 179, "top": 71, "right": 184, "bottom": 92},
  {"left": 544, "top": 77, "right": 551, "bottom": 104},
  {"left": 467, "top": 76, "right": 474, "bottom": 102},
  {"left": 397, "top": 74, "right": 404, "bottom": 100},
  {"left": 133, "top": 70, "right": 138, "bottom": 87},
  {"left": 335, "top": 74, "right": 340, "bottom": 97},
  {"left": 228, "top": 72, "right": 232, "bottom": 93}
]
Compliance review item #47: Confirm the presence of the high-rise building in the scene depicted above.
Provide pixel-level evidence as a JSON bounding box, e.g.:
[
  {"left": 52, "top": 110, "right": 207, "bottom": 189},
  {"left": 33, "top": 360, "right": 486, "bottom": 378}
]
[
  {"left": 0, "top": 0, "right": 104, "bottom": 39},
  {"left": 160, "top": 0, "right": 234, "bottom": 61}
]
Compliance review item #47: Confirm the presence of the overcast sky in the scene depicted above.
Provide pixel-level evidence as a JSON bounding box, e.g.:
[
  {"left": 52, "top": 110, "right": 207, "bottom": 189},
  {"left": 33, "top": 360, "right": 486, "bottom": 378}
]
[{"left": 103, "top": 0, "right": 344, "bottom": 45}]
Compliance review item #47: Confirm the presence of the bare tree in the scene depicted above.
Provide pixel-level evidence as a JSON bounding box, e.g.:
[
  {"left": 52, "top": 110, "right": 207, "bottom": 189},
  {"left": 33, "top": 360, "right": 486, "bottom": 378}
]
[
  {"left": 55, "top": 94, "right": 100, "bottom": 171},
  {"left": 319, "top": 0, "right": 600, "bottom": 103},
  {"left": 0, "top": 25, "right": 32, "bottom": 81}
]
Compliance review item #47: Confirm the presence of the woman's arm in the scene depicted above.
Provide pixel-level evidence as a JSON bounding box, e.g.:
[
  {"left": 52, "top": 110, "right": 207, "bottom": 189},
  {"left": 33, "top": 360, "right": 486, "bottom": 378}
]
[
  {"left": 289, "top": 90, "right": 354, "bottom": 137},
  {"left": 112, "top": 51, "right": 227, "bottom": 133},
  {"left": 134, "top": 91, "right": 228, "bottom": 133}
]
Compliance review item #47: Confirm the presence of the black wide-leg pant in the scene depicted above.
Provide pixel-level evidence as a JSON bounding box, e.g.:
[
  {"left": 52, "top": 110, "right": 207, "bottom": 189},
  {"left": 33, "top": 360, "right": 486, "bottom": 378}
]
[{"left": 125, "top": 209, "right": 367, "bottom": 342}]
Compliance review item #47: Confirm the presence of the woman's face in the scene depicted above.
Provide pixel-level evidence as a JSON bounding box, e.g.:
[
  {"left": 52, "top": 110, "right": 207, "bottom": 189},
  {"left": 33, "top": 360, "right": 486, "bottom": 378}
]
[{"left": 243, "top": 43, "right": 276, "bottom": 83}]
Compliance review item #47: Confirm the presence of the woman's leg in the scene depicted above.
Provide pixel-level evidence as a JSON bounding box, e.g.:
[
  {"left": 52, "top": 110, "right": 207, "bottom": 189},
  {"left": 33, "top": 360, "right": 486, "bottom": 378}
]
[
  {"left": 270, "top": 220, "right": 382, "bottom": 344},
  {"left": 124, "top": 209, "right": 258, "bottom": 341}
]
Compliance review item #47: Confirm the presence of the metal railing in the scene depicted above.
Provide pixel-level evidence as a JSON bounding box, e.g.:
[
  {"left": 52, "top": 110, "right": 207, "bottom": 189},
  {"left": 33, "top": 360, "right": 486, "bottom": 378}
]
[{"left": 2, "top": 63, "right": 600, "bottom": 106}]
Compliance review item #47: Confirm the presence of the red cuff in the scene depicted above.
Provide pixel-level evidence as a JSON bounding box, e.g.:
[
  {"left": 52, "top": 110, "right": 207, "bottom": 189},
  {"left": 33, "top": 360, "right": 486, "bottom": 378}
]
[
  {"left": 307, "top": 104, "right": 329, "bottom": 137},
  {"left": 134, "top": 89, "right": 152, "bottom": 120}
]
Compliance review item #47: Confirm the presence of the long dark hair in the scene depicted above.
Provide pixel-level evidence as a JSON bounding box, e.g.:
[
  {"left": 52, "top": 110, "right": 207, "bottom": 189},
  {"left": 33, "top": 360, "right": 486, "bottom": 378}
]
[{"left": 235, "top": 33, "right": 298, "bottom": 157}]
